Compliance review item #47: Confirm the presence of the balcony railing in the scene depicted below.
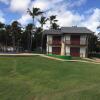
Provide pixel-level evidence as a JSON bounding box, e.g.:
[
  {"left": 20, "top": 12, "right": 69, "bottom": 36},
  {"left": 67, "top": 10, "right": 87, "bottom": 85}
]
[
  {"left": 71, "top": 41, "right": 80, "bottom": 45},
  {"left": 65, "top": 40, "right": 87, "bottom": 45},
  {"left": 48, "top": 41, "right": 61, "bottom": 46},
  {"left": 48, "top": 40, "right": 87, "bottom": 46}
]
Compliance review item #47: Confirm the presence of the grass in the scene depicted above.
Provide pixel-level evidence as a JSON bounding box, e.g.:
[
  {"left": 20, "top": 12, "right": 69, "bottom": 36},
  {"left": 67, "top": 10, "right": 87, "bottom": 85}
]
[{"left": 0, "top": 56, "right": 100, "bottom": 100}]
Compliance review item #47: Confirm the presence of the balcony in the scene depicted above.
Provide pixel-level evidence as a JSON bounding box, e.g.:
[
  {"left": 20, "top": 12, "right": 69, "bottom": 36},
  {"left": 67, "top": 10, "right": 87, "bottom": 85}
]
[
  {"left": 48, "top": 41, "right": 61, "bottom": 46},
  {"left": 65, "top": 40, "right": 87, "bottom": 45}
]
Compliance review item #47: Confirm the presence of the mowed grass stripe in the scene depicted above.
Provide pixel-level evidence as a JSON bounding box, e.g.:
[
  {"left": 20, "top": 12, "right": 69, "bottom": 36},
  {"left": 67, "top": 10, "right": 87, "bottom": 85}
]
[{"left": 0, "top": 56, "right": 100, "bottom": 100}]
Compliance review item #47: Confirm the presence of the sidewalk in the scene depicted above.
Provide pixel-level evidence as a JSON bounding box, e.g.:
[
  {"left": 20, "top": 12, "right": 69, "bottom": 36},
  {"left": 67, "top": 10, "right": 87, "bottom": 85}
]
[
  {"left": 40, "top": 55, "right": 100, "bottom": 65},
  {"left": 0, "top": 53, "right": 100, "bottom": 64}
]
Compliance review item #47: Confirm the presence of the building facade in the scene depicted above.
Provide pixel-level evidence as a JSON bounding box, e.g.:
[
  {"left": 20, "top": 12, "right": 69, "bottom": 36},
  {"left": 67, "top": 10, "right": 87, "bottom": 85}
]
[{"left": 45, "top": 27, "right": 94, "bottom": 57}]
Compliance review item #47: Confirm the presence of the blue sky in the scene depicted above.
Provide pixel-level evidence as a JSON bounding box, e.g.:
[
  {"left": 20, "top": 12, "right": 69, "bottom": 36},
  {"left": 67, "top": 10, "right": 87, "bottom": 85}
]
[{"left": 0, "top": 0, "right": 100, "bottom": 32}]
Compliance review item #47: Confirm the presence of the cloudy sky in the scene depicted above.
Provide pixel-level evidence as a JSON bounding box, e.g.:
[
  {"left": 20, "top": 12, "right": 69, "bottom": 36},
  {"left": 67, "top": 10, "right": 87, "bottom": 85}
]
[{"left": 0, "top": 0, "right": 100, "bottom": 32}]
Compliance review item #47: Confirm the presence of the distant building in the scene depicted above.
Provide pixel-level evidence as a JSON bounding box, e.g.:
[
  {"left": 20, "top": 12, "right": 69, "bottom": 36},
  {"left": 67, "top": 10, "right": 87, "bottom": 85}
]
[{"left": 44, "top": 27, "right": 94, "bottom": 57}]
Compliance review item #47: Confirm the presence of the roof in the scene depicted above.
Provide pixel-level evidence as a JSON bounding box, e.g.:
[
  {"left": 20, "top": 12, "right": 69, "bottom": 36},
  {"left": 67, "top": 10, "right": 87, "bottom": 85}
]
[
  {"left": 61, "top": 27, "right": 94, "bottom": 34},
  {"left": 44, "top": 27, "right": 94, "bottom": 35},
  {"left": 44, "top": 29, "right": 61, "bottom": 35}
]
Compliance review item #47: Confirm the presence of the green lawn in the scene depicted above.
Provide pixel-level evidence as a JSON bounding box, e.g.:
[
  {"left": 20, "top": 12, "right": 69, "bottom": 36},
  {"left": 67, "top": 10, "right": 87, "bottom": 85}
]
[{"left": 0, "top": 56, "right": 100, "bottom": 100}]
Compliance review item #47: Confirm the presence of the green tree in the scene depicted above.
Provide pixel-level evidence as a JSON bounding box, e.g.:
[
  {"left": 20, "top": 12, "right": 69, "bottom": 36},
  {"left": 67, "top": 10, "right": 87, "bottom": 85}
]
[
  {"left": 27, "top": 7, "right": 43, "bottom": 26},
  {"left": 38, "top": 16, "right": 48, "bottom": 52},
  {"left": 5, "top": 25, "right": 12, "bottom": 46},
  {"left": 27, "top": 7, "right": 43, "bottom": 51},
  {"left": 25, "top": 23, "right": 33, "bottom": 51},
  {"left": 11, "top": 21, "right": 22, "bottom": 52},
  {"left": 0, "top": 22, "right": 6, "bottom": 52},
  {"left": 49, "top": 15, "right": 59, "bottom": 29},
  {"left": 88, "top": 35, "right": 99, "bottom": 53},
  {"left": 0, "top": 22, "right": 5, "bottom": 29}
]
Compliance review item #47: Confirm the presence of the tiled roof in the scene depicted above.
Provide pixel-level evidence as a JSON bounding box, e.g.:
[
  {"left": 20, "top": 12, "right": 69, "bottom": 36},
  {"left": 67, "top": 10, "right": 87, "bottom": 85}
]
[
  {"left": 61, "top": 27, "right": 94, "bottom": 34},
  {"left": 44, "top": 29, "right": 61, "bottom": 35},
  {"left": 44, "top": 27, "right": 94, "bottom": 35}
]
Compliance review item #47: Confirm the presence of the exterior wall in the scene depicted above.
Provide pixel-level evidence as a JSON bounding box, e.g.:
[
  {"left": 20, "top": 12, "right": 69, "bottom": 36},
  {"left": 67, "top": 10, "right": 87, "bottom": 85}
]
[
  {"left": 65, "top": 46, "right": 70, "bottom": 56},
  {"left": 65, "top": 35, "right": 70, "bottom": 56},
  {"left": 65, "top": 35, "right": 70, "bottom": 41},
  {"left": 61, "top": 36, "right": 65, "bottom": 55},
  {"left": 48, "top": 46, "right": 52, "bottom": 54},
  {"left": 80, "top": 35, "right": 87, "bottom": 44},
  {"left": 61, "top": 35, "right": 70, "bottom": 55},
  {"left": 47, "top": 35, "right": 52, "bottom": 54},
  {"left": 46, "top": 34, "right": 88, "bottom": 57},
  {"left": 80, "top": 47, "right": 87, "bottom": 57},
  {"left": 47, "top": 35, "right": 52, "bottom": 43},
  {"left": 80, "top": 35, "right": 88, "bottom": 57}
]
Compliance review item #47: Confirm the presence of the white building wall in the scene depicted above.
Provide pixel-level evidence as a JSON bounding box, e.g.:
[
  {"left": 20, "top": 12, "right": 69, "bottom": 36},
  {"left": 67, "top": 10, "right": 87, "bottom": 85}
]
[
  {"left": 80, "top": 35, "right": 87, "bottom": 57},
  {"left": 47, "top": 35, "right": 52, "bottom": 54},
  {"left": 48, "top": 46, "right": 52, "bottom": 53},
  {"left": 66, "top": 46, "right": 70, "bottom": 56},
  {"left": 47, "top": 35, "right": 52, "bottom": 42},
  {"left": 80, "top": 47, "right": 86, "bottom": 57},
  {"left": 80, "top": 35, "right": 87, "bottom": 44},
  {"left": 65, "top": 35, "right": 70, "bottom": 55},
  {"left": 65, "top": 35, "right": 70, "bottom": 41},
  {"left": 61, "top": 36, "right": 65, "bottom": 55}
]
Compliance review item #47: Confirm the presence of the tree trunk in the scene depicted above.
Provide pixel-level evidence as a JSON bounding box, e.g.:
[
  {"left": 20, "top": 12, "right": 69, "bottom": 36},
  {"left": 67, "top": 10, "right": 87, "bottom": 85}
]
[
  {"left": 30, "top": 33, "right": 32, "bottom": 51},
  {"left": 12, "top": 36, "right": 15, "bottom": 52},
  {"left": 41, "top": 25, "right": 43, "bottom": 53}
]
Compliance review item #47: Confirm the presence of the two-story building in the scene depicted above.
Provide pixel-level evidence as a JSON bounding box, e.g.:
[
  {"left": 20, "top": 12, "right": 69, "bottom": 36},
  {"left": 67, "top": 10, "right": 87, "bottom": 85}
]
[{"left": 44, "top": 27, "right": 94, "bottom": 57}]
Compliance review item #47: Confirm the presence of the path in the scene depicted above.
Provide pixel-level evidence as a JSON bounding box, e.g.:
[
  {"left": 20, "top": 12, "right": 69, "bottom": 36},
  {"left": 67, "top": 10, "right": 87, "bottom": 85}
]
[{"left": 0, "top": 53, "right": 100, "bottom": 64}]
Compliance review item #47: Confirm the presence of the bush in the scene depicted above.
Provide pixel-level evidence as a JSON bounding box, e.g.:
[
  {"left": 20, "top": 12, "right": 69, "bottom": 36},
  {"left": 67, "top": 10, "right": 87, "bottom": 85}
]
[
  {"left": 47, "top": 54, "right": 72, "bottom": 60},
  {"left": 89, "top": 53, "right": 100, "bottom": 58}
]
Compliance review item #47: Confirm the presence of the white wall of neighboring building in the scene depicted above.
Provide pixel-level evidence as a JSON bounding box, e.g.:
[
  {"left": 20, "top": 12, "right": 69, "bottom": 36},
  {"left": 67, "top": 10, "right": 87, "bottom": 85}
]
[
  {"left": 47, "top": 35, "right": 52, "bottom": 54},
  {"left": 80, "top": 47, "right": 86, "bottom": 57}
]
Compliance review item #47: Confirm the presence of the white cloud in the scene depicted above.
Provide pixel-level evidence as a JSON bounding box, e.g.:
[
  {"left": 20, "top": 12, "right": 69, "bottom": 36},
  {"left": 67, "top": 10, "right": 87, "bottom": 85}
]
[
  {"left": 10, "top": 0, "right": 100, "bottom": 31},
  {"left": 9, "top": 0, "right": 31, "bottom": 12},
  {"left": 0, "top": 10, "right": 5, "bottom": 23},
  {"left": 30, "top": 0, "right": 64, "bottom": 11},
  {"left": 81, "top": 8, "right": 100, "bottom": 32},
  {"left": 18, "top": 13, "right": 32, "bottom": 25},
  {"left": 31, "top": 0, "right": 49, "bottom": 10},
  {"left": 69, "top": 0, "right": 87, "bottom": 8},
  {"left": 0, "top": 0, "right": 10, "bottom": 4}
]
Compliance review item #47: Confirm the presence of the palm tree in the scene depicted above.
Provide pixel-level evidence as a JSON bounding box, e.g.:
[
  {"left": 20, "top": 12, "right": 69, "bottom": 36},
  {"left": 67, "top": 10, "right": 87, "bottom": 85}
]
[
  {"left": 38, "top": 16, "right": 48, "bottom": 52},
  {"left": 4, "top": 25, "right": 11, "bottom": 51},
  {"left": 11, "top": 21, "right": 21, "bottom": 52},
  {"left": 27, "top": 7, "right": 43, "bottom": 26},
  {"left": 0, "top": 22, "right": 5, "bottom": 29},
  {"left": 51, "top": 22, "right": 59, "bottom": 30},
  {"left": 25, "top": 23, "right": 33, "bottom": 51},
  {"left": 0, "top": 22, "right": 5, "bottom": 52},
  {"left": 49, "top": 15, "right": 59, "bottom": 29},
  {"left": 27, "top": 7, "right": 43, "bottom": 51}
]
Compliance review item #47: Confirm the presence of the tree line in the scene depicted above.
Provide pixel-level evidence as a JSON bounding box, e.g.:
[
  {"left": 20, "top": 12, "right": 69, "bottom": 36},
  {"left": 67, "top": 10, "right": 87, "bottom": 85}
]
[{"left": 0, "top": 7, "right": 59, "bottom": 53}]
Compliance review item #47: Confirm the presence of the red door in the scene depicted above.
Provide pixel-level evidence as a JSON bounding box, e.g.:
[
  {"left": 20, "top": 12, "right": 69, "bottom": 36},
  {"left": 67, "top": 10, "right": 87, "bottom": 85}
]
[
  {"left": 70, "top": 47, "right": 80, "bottom": 57},
  {"left": 52, "top": 47, "right": 61, "bottom": 55}
]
